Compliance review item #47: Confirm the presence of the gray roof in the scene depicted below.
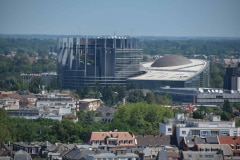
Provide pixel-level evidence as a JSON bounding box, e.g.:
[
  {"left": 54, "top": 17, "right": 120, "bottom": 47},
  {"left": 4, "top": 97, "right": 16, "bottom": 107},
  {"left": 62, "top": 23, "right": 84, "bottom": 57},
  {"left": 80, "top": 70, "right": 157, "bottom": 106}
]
[
  {"left": 151, "top": 55, "right": 192, "bottom": 67},
  {"left": 182, "top": 151, "right": 223, "bottom": 160},
  {"left": 0, "top": 157, "right": 12, "bottom": 160},
  {"left": 14, "top": 150, "right": 32, "bottom": 160},
  {"left": 135, "top": 135, "right": 173, "bottom": 147},
  {"left": 64, "top": 149, "right": 95, "bottom": 160},
  {"left": 205, "top": 137, "right": 219, "bottom": 144},
  {"left": 197, "top": 144, "right": 233, "bottom": 156}
]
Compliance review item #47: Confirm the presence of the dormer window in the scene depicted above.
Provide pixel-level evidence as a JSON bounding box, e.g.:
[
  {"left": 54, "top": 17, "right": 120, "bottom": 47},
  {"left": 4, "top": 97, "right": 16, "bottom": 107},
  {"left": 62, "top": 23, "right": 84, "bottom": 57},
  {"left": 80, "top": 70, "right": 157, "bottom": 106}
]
[{"left": 230, "top": 144, "right": 234, "bottom": 149}]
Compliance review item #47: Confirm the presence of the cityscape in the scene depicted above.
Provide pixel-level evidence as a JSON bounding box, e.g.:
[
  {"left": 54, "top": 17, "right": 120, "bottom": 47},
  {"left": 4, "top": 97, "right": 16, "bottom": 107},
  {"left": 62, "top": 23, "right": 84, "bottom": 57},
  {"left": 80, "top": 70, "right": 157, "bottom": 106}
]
[{"left": 1, "top": 0, "right": 240, "bottom": 160}]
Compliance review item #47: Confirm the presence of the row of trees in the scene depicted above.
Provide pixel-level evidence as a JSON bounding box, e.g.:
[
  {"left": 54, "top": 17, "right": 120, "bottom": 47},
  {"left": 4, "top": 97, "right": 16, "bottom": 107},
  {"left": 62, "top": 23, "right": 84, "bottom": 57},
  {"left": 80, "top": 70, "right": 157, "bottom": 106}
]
[
  {"left": 141, "top": 39, "right": 240, "bottom": 56},
  {"left": 192, "top": 100, "right": 240, "bottom": 121},
  {"left": 0, "top": 102, "right": 173, "bottom": 143},
  {"left": 0, "top": 38, "right": 57, "bottom": 58},
  {"left": 0, "top": 54, "right": 56, "bottom": 91}
]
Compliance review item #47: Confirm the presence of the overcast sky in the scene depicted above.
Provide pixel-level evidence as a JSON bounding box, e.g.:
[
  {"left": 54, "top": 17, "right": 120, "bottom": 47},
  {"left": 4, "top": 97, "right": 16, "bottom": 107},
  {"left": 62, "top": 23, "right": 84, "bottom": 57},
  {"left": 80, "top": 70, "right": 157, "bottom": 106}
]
[{"left": 0, "top": 0, "right": 240, "bottom": 37}]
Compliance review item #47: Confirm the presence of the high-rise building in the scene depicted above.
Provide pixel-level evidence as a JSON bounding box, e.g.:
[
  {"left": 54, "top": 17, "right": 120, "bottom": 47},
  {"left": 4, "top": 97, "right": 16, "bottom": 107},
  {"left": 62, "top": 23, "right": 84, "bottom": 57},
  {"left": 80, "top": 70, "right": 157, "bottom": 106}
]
[
  {"left": 57, "top": 36, "right": 143, "bottom": 89},
  {"left": 224, "top": 65, "right": 240, "bottom": 91}
]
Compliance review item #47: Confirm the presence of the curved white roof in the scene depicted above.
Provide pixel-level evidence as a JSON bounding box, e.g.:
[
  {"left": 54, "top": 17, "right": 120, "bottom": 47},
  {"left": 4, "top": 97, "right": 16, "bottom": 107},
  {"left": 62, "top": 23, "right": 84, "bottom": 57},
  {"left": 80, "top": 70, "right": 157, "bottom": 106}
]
[{"left": 129, "top": 59, "right": 208, "bottom": 81}]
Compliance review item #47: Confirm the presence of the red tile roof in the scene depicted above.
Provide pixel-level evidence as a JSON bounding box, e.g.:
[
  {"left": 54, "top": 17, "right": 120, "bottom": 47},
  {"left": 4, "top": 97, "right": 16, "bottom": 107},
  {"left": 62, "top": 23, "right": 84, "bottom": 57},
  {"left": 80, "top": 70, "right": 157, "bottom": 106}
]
[
  {"left": 219, "top": 136, "right": 240, "bottom": 153},
  {"left": 86, "top": 132, "right": 136, "bottom": 146}
]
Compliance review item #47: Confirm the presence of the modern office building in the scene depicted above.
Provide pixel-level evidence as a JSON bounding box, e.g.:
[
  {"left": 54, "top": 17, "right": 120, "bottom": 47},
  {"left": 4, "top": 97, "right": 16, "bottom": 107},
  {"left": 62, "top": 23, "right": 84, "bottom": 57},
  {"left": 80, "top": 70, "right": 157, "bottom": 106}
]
[
  {"left": 127, "top": 55, "right": 210, "bottom": 89},
  {"left": 224, "top": 65, "right": 240, "bottom": 91},
  {"left": 57, "top": 36, "right": 143, "bottom": 89},
  {"left": 155, "top": 87, "right": 240, "bottom": 106}
]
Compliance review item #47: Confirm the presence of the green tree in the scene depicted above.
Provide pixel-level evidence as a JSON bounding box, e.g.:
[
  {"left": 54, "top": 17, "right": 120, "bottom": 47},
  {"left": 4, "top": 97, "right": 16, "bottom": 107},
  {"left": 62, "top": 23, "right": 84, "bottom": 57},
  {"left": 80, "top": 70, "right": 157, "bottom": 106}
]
[
  {"left": 29, "top": 77, "right": 44, "bottom": 94},
  {"left": 145, "top": 92, "right": 156, "bottom": 104},
  {"left": 0, "top": 109, "right": 12, "bottom": 142},
  {"left": 222, "top": 99, "right": 232, "bottom": 113},
  {"left": 127, "top": 89, "right": 145, "bottom": 103}
]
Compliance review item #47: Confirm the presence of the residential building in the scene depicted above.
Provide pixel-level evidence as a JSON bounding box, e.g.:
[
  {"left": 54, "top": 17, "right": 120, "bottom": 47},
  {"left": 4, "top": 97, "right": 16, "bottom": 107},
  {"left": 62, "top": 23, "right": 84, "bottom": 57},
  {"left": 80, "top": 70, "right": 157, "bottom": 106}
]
[
  {"left": 57, "top": 36, "right": 143, "bottom": 89},
  {"left": 86, "top": 149, "right": 138, "bottom": 160},
  {"left": 219, "top": 136, "right": 240, "bottom": 157},
  {"left": 6, "top": 108, "right": 39, "bottom": 119},
  {"left": 181, "top": 151, "right": 223, "bottom": 160},
  {"left": 77, "top": 98, "right": 101, "bottom": 111},
  {"left": 36, "top": 93, "right": 76, "bottom": 109},
  {"left": 160, "top": 113, "right": 240, "bottom": 146},
  {"left": 134, "top": 134, "right": 174, "bottom": 147},
  {"left": 195, "top": 144, "right": 233, "bottom": 160},
  {"left": 84, "top": 132, "right": 136, "bottom": 147}
]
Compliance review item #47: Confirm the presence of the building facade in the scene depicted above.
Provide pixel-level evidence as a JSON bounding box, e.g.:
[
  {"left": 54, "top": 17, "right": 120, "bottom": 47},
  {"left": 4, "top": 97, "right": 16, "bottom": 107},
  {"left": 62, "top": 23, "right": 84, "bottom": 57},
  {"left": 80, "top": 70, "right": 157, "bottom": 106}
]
[
  {"left": 57, "top": 37, "right": 143, "bottom": 89},
  {"left": 127, "top": 55, "right": 210, "bottom": 89},
  {"left": 224, "top": 65, "right": 240, "bottom": 91},
  {"left": 160, "top": 113, "right": 240, "bottom": 146}
]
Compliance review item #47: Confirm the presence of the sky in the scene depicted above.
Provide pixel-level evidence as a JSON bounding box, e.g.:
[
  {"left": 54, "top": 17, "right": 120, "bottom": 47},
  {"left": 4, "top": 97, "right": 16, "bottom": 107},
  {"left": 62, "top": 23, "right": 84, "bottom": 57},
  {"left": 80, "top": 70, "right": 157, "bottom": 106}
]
[{"left": 0, "top": 0, "right": 240, "bottom": 37}]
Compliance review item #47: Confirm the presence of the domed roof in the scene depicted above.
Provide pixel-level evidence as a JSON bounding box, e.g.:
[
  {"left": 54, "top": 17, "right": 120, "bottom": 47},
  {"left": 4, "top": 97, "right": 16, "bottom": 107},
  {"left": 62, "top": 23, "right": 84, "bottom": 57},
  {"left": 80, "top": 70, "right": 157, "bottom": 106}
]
[{"left": 151, "top": 55, "right": 192, "bottom": 67}]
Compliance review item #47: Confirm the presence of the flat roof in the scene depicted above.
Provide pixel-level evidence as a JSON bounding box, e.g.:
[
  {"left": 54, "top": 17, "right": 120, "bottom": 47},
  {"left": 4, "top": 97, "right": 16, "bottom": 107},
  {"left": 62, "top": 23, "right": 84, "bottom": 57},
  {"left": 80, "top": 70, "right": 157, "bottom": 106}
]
[{"left": 128, "top": 59, "right": 207, "bottom": 81}]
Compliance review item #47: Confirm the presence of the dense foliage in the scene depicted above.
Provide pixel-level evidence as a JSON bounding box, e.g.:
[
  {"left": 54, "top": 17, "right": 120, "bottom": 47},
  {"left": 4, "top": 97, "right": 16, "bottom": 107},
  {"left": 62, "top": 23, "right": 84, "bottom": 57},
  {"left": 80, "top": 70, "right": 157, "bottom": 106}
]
[
  {"left": 0, "top": 38, "right": 57, "bottom": 57},
  {"left": 0, "top": 54, "right": 56, "bottom": 91},
  {"left": 111, "top": 102, "right": 173, "bottom": 134},
  {"left": 0, "top": 102, "right": 174, "bottom": 143},
  {"left": 210, "top": 62, "right": 226, "bottom": 88}
]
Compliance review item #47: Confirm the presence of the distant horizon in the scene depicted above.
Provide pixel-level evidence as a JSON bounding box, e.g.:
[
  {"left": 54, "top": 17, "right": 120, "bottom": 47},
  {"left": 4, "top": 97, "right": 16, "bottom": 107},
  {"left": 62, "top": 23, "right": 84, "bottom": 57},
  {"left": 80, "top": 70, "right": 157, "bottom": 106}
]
[{"left": 1, "top": 33, "right": 240, "bottom": 40}]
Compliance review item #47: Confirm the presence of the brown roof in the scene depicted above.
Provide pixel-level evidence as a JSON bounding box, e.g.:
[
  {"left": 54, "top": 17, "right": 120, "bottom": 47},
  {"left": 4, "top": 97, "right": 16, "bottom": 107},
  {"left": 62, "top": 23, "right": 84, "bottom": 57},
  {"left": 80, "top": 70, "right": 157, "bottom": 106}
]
[{"left": 219, "top": 136, "right": 240, "bottom": 152}]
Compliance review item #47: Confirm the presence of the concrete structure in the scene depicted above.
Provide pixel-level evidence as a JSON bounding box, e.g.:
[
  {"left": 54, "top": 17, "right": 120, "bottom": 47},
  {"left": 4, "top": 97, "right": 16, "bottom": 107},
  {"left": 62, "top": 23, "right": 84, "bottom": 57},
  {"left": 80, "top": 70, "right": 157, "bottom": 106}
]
[
  {"left": 7, "top": 108, "right": 39, "bottom": 119},
  {"left": 57, "top": 36, "right": 143, "bottom": 89},
  {"left": 127, "top": 55, "right": 210, "bottom": 89},
  {"left": 36, "top": 93, "right": 75, "bottom": 109},
  {"left": 155, "top": 87, "right": 240, "bottom": 106},
  {"left": 21, "top": 72, "right": 57, "bottom": 87}
]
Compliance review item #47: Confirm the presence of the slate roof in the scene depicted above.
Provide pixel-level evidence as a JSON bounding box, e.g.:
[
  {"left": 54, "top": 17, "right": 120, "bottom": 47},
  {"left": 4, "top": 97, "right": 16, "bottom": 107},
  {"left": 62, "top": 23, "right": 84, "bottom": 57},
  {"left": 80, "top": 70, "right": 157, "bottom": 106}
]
[
  {"left": 0, "top": 157, "right": 12, "bottom": 160},
  {"left": 135, "top": 135, "right": 171, "bottom": 147},
  {"left": 64, "top": 148, "right": 95, "bottom": 160},
  {"left": 184, "top": 136, "right": 219, "bottom": 148},
  {"left": 157, "top": 150, "right": 180, "bottom": 160},
  {"left": 182, "top": 151, "right": 223, "bottom": 160},
  {"left": 196, "top": 144, "right": 233, "bottom": 156}
]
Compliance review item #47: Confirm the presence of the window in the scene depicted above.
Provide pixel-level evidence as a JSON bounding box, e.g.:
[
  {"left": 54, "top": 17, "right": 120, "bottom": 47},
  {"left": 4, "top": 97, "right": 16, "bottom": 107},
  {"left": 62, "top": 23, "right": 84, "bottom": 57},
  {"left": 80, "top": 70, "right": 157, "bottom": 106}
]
[
  {"left": 192, "top": 130, "right": 200, "bottom": 136},
  {"left": 205, "top": 148, "right": 210, "bottom": 152},
  {"left": 182, "top": 130, "right": 186, "bottom": 135},
  {"left": 220, "top": 131, "right": 229, "bottom": 136},
  {"left": 201, "top": 131, "right": 208, "bottom": 136},
  {"left": 168, "top": 128, "right": 172, "bottom": 132},
  {"left": 205, "top": 155, "right": 214, "bottom": 158},
  {"left": 237, "top": 145, "right": 240, "bottom": 150}
]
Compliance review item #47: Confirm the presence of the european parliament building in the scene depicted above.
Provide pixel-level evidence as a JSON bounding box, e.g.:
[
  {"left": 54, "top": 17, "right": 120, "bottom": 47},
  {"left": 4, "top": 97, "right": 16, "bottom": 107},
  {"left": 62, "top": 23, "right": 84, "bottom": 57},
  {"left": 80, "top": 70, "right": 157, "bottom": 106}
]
[{"left": 57, "top": 36, "right": 143, "bottom": 89}]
